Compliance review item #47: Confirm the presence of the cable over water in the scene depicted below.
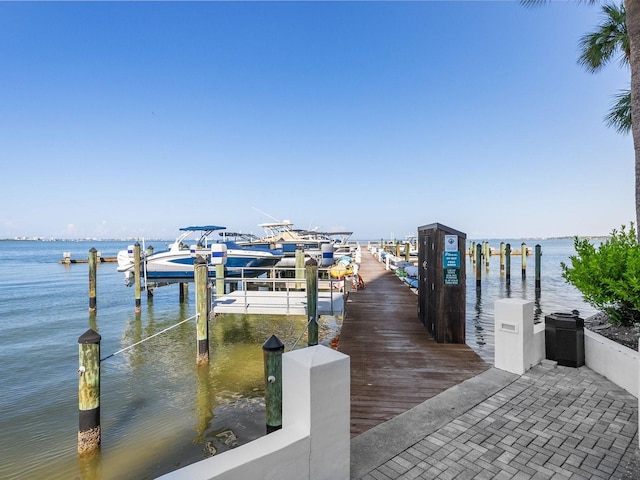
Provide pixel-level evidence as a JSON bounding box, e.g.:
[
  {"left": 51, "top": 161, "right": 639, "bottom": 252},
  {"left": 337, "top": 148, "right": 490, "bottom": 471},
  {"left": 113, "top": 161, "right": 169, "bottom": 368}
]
[{"left": 100, "top": 314, "right": 199, "bottom": 362}]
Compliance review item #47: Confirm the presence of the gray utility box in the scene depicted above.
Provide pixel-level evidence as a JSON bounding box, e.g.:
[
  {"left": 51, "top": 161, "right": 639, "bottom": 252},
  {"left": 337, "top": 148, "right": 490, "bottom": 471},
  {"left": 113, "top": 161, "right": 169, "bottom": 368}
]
[{"left": 544, "top": 311, "right": 585, "bottom": 368}]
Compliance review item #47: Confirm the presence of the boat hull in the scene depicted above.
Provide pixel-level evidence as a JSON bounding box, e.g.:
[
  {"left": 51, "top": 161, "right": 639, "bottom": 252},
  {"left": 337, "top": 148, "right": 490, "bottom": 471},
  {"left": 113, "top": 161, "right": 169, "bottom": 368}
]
[{"left": 117, "top": 247, "right": 283, "bottom": 284}]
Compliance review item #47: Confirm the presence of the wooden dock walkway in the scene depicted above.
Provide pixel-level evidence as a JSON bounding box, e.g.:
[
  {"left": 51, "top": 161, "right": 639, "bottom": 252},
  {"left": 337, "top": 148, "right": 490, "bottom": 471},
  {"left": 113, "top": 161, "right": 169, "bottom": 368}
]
[{"left": 338, "top": 249, "right": 489, "bottom": 437}]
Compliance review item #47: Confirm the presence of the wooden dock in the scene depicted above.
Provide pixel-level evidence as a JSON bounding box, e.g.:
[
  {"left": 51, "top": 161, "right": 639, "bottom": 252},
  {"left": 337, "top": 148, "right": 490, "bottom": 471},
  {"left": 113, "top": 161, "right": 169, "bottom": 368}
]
[
  {"left": 338, "top": 249, "right": 489, "bottom": 437},
  {"left": 59, "top": 256, "right": 117, "bottom": 264}
]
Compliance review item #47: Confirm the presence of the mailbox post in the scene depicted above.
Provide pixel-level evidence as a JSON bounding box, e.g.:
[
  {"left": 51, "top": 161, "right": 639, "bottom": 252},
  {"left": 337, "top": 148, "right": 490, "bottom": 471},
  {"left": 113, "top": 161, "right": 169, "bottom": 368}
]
[{"left": 418, "top": 223, "right": 466, "bottom": 343}]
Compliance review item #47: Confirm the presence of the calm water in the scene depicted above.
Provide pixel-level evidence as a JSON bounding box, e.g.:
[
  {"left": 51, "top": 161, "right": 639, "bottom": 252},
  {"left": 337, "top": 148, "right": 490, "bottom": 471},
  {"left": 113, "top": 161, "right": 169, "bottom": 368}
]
[
  {"left": 0, "top": 240, "right": 313, "bottom": 480},
  {"left": 464, "top": 238, "right": 599, "bottom": 363},
  {"left": 0, "top": 238, "right": 596, "bottom": 479}
]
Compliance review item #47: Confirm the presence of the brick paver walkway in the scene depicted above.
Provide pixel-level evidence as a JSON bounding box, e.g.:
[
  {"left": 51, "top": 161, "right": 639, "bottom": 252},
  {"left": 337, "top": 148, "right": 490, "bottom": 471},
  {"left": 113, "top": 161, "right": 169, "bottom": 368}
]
[{"left": 353, "top": 362, "right": 639, "bottom": 479}]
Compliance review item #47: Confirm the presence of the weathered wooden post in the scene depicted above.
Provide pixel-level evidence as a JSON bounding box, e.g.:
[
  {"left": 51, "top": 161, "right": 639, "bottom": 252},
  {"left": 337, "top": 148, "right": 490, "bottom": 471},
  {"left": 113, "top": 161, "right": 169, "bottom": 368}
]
[
  {"left": 78, "top": 329, "right": 101, "bottom": 455},
  {"left": 521, "top": 242, "right": 527, "bottom": 279},
  {"left": 484, "top": 241, "right": 490, "bottom": 267},
  {"left": 475, "top": 243, "right": 482, "bottom": 288},
  {"left": 179, "top": 283, "right": 188, "bottom": 303},
  {"left": 505, "top": 243, "right": 512, "bottom": 284},
  {"left": 405, "top": 242, "right": 410, "bottom": 261},
  {"left": 306, "top": 258, "right": 319, "bottom": 346},
  {"left": 469, "top": 241, "right": 475, "bottom": 262},
  {"left": 215, "top": 264, "right": 225, "bottom": 299},
  {"left": 500, "top": 242, "right": 505, "bottom": 274},
  {"left": 262, "top": 335, "right": 284, "bottom": 433},
  {"left": 295, "top": 246, "right": 305, "bottom": 290},
  {"left": 145, "top": 247, "right": 154, "bottom": 302},
  {"left": 194, "top": 255, "right": 210, "bottom": 365},
  {"left": 395, "top": 242, "right": 400, "bottom": 257},
  {"left": 535, "top": 244, "right": 542, "bottom": 292},
  {"left": 134, "top": 242, "right": 141, "bottom": 313},
  {"left": 88, "top": 248, "right": 97, "bottom": 313}
]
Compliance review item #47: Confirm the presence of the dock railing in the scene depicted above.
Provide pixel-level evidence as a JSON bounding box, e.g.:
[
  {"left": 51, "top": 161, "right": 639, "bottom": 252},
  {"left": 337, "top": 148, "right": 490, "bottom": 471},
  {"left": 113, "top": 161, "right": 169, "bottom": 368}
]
[{"left": 213, "top": 266, "right": 345, "bottom": 316}]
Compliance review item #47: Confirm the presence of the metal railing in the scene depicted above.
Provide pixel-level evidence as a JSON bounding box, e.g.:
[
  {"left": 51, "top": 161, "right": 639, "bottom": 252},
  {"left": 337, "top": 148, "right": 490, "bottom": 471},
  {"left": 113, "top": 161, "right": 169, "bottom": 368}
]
[{"left": 213, "top": 265, "right": 345, "bottom": 315}]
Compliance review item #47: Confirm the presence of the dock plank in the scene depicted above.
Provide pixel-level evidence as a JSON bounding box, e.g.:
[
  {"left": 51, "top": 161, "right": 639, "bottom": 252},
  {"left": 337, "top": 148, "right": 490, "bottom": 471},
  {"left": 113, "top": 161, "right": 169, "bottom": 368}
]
[{"left": 338, "top": 249, "right": 489, "bottom": 437}]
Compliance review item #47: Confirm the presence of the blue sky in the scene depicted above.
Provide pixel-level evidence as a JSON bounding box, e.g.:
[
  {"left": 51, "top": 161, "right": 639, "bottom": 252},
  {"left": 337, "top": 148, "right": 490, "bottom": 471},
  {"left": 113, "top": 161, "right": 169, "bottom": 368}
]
[{"left": 0, "top": 1, "right": 634, "bottom": 241}]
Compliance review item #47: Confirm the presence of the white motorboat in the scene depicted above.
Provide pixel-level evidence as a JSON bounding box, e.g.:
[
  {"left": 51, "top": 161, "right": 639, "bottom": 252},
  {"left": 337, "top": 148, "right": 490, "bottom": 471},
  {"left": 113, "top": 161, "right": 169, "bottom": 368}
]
[{"left": 116, "top": 225, "right": 284, "bottom": 285}]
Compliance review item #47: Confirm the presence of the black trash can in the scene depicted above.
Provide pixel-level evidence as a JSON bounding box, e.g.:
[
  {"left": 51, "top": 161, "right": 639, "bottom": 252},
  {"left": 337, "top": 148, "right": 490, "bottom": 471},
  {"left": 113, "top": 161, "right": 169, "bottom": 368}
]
[{"left": 545, "top": 311, "right": 584, "bottom": 367}]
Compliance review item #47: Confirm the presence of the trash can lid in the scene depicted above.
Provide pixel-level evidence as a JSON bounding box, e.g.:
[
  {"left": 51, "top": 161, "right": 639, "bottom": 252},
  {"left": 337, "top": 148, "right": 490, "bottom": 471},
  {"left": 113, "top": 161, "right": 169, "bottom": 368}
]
[{"left": 555, "top": 316, "right": 584, "bottom": 329}]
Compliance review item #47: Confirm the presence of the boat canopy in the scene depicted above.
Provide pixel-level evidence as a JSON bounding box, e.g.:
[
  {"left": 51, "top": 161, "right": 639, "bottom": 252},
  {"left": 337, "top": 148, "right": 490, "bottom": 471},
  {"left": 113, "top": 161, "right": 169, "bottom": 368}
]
[{"left": 179, "top": 225, "right": 225, "bottom": 232}]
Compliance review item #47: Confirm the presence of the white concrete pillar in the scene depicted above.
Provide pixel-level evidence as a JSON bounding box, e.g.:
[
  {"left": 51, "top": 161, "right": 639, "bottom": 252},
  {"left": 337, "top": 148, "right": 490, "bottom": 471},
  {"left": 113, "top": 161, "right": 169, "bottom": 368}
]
[
  {"left": 284, "top": 346, "right": 350, "bottom": 480},
  {"left": 494, "top": 298, "right": 535, "bottom": 375}
]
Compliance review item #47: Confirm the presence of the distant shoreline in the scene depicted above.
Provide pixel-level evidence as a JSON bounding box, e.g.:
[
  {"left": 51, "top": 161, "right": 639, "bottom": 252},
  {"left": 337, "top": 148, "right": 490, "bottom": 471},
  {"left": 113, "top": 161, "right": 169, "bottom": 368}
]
[{"left": 0, "top": 235, "right": 611, "bottom": 243}]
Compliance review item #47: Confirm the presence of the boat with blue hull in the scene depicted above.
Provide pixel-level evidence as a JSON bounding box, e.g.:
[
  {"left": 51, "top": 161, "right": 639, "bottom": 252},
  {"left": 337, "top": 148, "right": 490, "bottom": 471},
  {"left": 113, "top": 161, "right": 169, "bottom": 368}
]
[{"left": 116, "top": 226, "right": 284, "bottom": 285}]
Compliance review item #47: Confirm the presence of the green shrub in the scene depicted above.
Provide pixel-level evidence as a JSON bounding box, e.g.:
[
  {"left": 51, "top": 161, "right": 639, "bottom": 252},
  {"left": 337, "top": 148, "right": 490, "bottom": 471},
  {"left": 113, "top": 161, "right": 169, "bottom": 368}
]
[{"left": 560, "top": 223, "right": 640, "bottom": 326}]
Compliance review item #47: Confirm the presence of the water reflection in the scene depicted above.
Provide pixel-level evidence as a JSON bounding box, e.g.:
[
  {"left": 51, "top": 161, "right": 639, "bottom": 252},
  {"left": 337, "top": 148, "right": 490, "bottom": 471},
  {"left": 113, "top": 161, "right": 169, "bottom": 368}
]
[
  {"left": 473, "top": 289, "right": 486, "bottom": 347},
  {"left": 194, "top": 365, "right": 213, "bottom": 444},
  {"left": 76, "top": 449, "right": 101, "bottom": 480},
  {"left": 534, "top": 288, "right": 542, "bottom": 323}
]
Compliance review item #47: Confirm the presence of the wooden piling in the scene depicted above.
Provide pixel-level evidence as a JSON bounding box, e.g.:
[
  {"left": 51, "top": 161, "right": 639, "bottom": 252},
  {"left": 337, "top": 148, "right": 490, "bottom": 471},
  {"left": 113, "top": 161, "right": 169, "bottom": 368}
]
[
  {"left": 535, "top": 244, "right": 541, "bottom": 291},
  {"left": 505, "top": 243, "right": 511, "bottom": 284},
  {"left": 475, "top": 243, "right": 481, "bottom": 288},
  {"left": 263, "top": 335, "right": 284, "bottom": 433},
  {"left": 306, "top": 258, "right": 319, "bottom": 346},
  {"left": 521, "top": 242, "right": 527, "bottom": 279},
  {"left": 133, "top": 243, "right": 141, "bottom": 313},
  {"left": 214, "top": 264, "right": 224, "bottom": 299},
  {"left": 78, "top": 329, "right": 101, "bottom": 455},
  {"left": 194, "top": 255, "right": 209, "bottom": 365},
  {"left": 499, "top": 242, "right": 505, "bottom": 274},
  {"left": 484, "top": 241, "right": 490, "bottom": 267},
  {"left": 179, "top": 283, "right": 188, "bottom": 303},
  {"left": 295, "top": 247, "right": 305, "bottom": 290},
  {"left": 88, "top": 248, "right": 97, "bottom": 313},
  {"left": 404, "top": 242, "right": 410, "bottom": 262}
]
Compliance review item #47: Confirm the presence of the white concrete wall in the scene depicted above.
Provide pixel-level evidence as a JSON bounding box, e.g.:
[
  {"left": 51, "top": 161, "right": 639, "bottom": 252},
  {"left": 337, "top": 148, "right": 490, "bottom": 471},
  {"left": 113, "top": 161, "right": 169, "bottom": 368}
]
[
  {"left": 584, "top": 329, "right": 639, "bottom": 399},
  {"left": 533, "top": 322, "right": 545, "bottom": 365},
  {"left": 158, "top": 345, "right": 350, "bottom": 480}
]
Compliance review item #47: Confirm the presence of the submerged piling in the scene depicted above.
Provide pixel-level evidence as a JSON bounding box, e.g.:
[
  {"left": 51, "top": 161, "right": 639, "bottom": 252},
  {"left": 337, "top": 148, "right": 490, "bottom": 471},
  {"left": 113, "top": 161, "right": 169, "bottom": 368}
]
[
  {"left": 263, "top": 335, "right": 284, "bottom": 434},
  {"left": 78, "top": 329, "right": 101, "bottom": 455},
  {"left": 88, "top": 248, "right": 97, "bottom": 312},
  {"left": 521, "top": 242, "right": 527, "bottom": 279}
]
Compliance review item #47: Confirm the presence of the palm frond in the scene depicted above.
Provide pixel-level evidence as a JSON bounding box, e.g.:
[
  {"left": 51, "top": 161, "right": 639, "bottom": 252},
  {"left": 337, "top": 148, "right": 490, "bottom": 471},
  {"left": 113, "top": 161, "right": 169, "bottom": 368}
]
[
  {"left": 578, "top": 3, "right": 628, "bottom": 73},
  {"left": 605, "top": 89, "right": 632, "bottom": 134}
]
